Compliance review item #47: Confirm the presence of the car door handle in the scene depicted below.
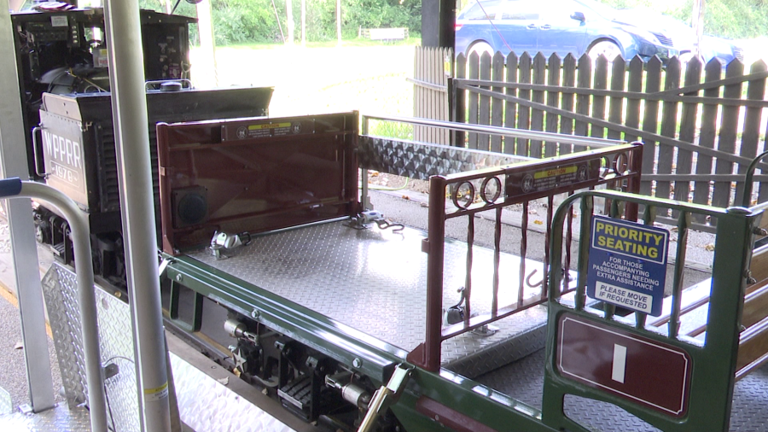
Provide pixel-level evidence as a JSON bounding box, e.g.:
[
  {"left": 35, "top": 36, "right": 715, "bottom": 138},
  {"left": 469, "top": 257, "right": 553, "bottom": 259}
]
[{"left": 540, "top": 24, "right": 551, "bottom": 30}]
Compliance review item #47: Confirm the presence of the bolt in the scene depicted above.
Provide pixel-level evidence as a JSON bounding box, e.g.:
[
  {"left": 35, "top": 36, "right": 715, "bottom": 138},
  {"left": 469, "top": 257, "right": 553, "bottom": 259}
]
[
  {"left": 175, "top": 274, "right": 183, "bottom": 282},
  {"left": 251, "top": 309, "right": 260, "bottom": 319},
  {"left": 352, "top": 358, "right": 362, "bottom": 368}
]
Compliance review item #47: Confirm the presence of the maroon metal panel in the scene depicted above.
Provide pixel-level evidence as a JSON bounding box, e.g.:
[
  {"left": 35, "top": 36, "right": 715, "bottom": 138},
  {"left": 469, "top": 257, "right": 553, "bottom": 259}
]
[
  {"left": 156, "top": 112, "right": 359, "bottom": 254},
  {"left": 556, "top": 313, "right": 691, "bottom": 417},
  {"left": 415, "top": 396, "right": 500, "bottom": 432}
]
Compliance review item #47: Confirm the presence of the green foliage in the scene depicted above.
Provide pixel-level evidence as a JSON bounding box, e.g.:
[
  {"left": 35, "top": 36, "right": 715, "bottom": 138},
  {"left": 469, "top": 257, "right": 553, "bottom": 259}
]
[
  {"left": 212, "top": 0, "right": 285, "bottom": 44},
  {"left": 140, "top": 0, "right": 421, "bottom": 45},
  {"left": 703, "top": 0, "right": 768, "bottom": 38},
  {"left": 139, "top": 0, "right": 200, "bottom": 42},
  {"left": 600, "top": 0, "right": 768, "bottom": 38},
  {"left": 339, "top": 0, "right": 421, "bottom": 39},
  {"left": 369, "top": 120, "right": 414, "bottom": 140}
]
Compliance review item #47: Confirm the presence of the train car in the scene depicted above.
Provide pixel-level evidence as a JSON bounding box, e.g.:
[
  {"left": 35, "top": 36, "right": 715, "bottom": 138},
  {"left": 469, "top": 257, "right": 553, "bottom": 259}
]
[
  {"left": 10, "top": 8, "right": 277, "bottom": 289},
  {"left": 34, "top": 87, "right": 273, "bottom": 287},
  {"left": 152, "top": 112, "right": 768, "bottom": 432},
  {"left": 11, "top": 8, "right": 196, "bottom": 179}
]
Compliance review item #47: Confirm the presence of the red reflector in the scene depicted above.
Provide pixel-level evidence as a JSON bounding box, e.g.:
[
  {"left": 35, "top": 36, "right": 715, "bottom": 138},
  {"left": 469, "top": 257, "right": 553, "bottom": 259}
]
[{"left": 455, "top": 24, "right": 463, "bottom": 31}]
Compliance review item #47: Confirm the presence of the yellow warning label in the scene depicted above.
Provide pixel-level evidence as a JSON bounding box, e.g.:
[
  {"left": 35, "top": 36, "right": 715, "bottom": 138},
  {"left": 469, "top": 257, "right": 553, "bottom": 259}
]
[
  {"left": 248, "top": 122, "right": 291, "bottom": 131},
  {"left": 143, "top": 381, "right": 169, "bottom": 401},
  {"left": 593, "top": 219, "right": 666, "bottom": 262},
  {"left": 534, "top": 165, "right": 577, "bottom": 179}
]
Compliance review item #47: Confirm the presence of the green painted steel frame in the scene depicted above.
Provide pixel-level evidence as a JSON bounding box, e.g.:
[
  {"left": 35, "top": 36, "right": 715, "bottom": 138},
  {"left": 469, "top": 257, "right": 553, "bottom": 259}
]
[
  {"left": 542, "top": 190, "right": 762, "bottom": 432},
  {"left": 162, "top": 254, "right": 404, "bottom": 383},
  {"left": 161, "top": 253, "right": 565, "bottom": 432},
  {"left": 168, "top": 280, "right": 203, "bottom": 332}
]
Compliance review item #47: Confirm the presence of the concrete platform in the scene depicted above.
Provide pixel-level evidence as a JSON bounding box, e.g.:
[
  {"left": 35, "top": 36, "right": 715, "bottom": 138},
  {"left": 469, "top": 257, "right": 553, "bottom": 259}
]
[
  {"left": 0, "top": 207, "right": 311, "bottom": 431},
  {"left": 0, "top": 286, "right": 309, "bottom": 432}
]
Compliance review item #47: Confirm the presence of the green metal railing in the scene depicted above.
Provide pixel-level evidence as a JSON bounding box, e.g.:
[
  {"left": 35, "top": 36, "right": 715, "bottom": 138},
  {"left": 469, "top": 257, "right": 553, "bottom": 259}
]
[{"left": 542, "top": 190, "right": 762, "bottom": 432}]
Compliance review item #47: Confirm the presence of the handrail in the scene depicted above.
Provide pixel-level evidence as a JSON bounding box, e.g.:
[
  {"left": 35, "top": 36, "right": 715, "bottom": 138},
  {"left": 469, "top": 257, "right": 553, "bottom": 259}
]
[
  {"left": 0, "top": 178, "right": 108, "bottom": 432},
  {"left": 361, "top": 114, "right": 626, "bottom": 148},
  {"left": 404, "top": 143, "right": 644, "bottom": 372}
]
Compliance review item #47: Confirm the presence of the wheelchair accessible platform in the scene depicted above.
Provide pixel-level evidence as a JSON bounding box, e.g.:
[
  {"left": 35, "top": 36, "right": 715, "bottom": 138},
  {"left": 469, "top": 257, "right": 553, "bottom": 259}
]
[{"left": 186, "top": 220, "right": 555, "bottom": 378}]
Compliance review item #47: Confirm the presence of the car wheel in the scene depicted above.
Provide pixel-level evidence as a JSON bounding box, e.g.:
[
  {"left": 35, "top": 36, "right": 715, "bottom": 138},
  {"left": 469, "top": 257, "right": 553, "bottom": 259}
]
[
  {"left": 468, "top": 41, "right": 495, "bottom": 61},
  {"left": 588, "top": 41, "right": 621, "bottom": 61}
]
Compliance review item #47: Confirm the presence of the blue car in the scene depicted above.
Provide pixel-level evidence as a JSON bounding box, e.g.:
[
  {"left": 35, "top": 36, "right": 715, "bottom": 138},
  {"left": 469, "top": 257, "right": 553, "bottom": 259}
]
[
  {"left": 618, "top": 7, "right": 744, "bottom": 65},
  {"left": 455, "top": 0, "right": 679, "bottom": 62}
]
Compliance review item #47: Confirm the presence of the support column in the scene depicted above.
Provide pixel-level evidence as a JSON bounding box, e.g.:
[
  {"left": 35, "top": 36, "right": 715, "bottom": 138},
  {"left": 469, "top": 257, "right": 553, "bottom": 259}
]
[
  {"left": 103, "top": 2, "right": 173, "bottom": 431},
  {"left": 421, "top": 0, "right": 455, "bottom": 49},
  {"left": 0, "top": 0, "right": 55, "bottom": 413}
]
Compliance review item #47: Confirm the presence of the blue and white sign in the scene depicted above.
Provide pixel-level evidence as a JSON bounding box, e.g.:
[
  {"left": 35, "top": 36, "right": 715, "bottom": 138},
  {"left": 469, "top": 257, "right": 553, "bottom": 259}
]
[{"left": 586, "top": 216, "right": 669, "bottom": 316}]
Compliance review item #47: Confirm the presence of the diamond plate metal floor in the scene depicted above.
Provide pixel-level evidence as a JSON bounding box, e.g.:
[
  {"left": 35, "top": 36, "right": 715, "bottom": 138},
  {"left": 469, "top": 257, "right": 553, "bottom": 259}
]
[
  {"left": 171, "top": 352, "right": 296, "bottom": 432},
  {"left": 476, "top": 348, "right": 768, "bottom": 432},
  {"left": 0, "top": 351, "right": 299, "bottom": 432},
  {"left": 187, "top": 221, "right": 558, "bottom": 373},
  {"left": 0, "top": 404, "right": 92, "bottom": 431}
]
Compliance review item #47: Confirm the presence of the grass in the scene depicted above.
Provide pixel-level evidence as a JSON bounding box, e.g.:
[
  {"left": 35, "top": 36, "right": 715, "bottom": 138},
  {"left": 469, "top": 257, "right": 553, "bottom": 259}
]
[
  {"left": 189, "top": 39, "right": 420, "bottom": 119},
  {"left": 218, "top": 36, "right": 422, "bottom": 50}
]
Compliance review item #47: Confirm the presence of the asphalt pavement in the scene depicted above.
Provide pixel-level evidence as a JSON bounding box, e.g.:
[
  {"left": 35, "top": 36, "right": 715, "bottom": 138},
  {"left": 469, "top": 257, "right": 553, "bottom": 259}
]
[
  {"left": 0, "top": 208, "right": 63, "bottom": 412},
  {"left": 0, "top": 284, "right": 64, "bottom": 411},
  {"left": 368, "top": 188, "right": 714, "bottom": 289}
]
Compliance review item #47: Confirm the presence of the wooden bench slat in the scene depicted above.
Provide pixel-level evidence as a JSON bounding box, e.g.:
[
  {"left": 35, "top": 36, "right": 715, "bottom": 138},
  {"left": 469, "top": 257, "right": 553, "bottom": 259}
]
[
  {"left": 742, "top": 277, "right": 768, "bottom": 328},
  {"left": 749, "top": 244, "right": 768, "bottom": 281},
  {"left": 737, "top": 314, "right": 768, "bottom": 372}
]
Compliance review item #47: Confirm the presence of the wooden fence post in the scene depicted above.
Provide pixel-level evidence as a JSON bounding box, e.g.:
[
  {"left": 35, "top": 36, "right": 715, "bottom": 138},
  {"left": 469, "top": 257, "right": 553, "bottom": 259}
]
[{"left": 503, "top": 52, "right": 519, "bottom": 154}]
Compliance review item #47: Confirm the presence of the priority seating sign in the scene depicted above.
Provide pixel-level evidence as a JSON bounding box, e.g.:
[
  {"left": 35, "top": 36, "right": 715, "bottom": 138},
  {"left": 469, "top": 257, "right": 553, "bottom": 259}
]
[{"left": 587, "top": 216, "right": 669, "bottom": 316}]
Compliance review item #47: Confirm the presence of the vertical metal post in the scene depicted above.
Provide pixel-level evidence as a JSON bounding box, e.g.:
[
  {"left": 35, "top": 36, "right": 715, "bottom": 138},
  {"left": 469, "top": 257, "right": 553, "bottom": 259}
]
[
  {"left": 360, "top": 116, "right": 370, "bottom": 210},
  {"left": 407, "top": 176, "right": 447, "bottom": 372},
  {"left": 625, "top": 143, "right": 643, "bottom": 221},
  {"left": 0, "top": 0, "right": 55, "bottom": 412},
  {"left": 102, "top": 2, "right": 173, "bottom": 431},
  {"left": 195, "top": 0, "right": 218, "bottom": 88},
  {"left": 11, "top": 181, "right": 108, "bottom": 432}
]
